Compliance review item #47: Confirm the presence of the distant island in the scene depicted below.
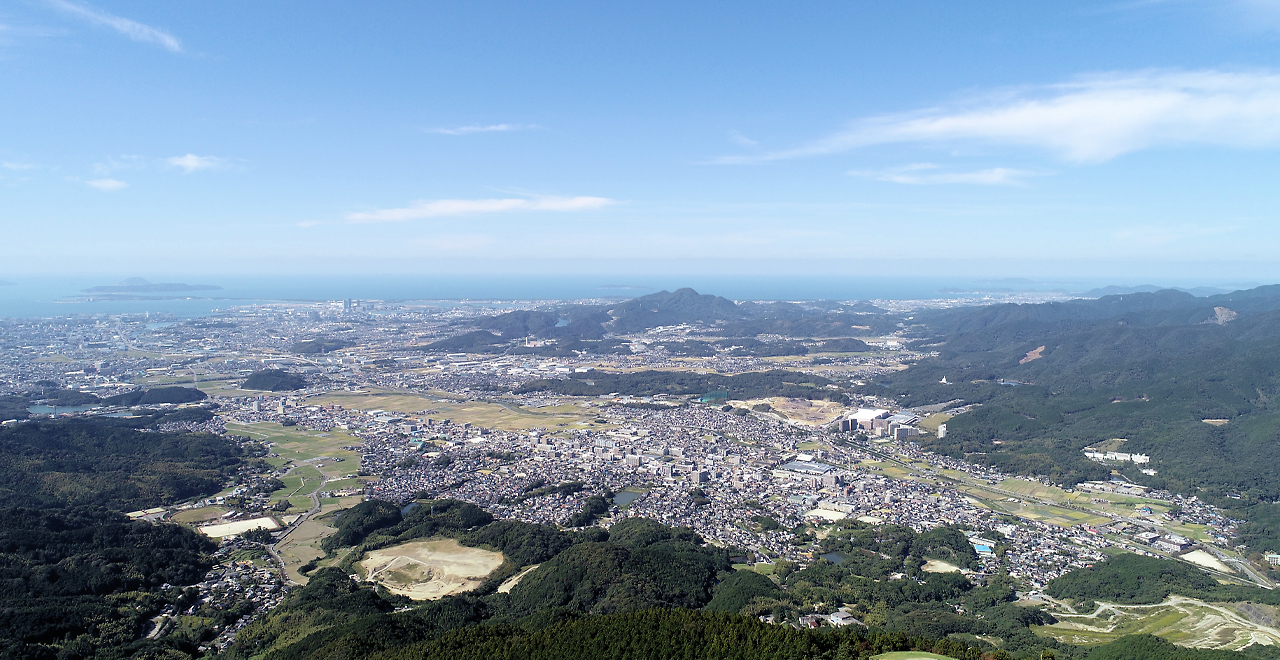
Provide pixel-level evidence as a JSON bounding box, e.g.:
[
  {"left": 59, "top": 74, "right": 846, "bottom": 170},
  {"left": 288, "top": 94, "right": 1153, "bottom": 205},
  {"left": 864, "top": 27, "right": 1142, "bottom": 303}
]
[{"left": 81, "top": 277, "right": 221, "bottom": 294}]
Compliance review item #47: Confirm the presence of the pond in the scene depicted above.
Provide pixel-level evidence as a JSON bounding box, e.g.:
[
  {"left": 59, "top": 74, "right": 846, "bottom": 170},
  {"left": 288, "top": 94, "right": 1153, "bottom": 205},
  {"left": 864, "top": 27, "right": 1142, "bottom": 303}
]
[
  {"left": 613, "top": 490, "right": 646, "bottom": 508},
  {"left": 819, "top": 551, "right": 851, "bottom": 564}
]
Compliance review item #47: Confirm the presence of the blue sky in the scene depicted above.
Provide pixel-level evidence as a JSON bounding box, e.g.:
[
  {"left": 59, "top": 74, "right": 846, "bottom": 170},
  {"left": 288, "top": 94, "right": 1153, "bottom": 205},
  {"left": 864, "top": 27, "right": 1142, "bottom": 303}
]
[{"left": 4, "top": 1, "right": 1280, "bottom": 281}]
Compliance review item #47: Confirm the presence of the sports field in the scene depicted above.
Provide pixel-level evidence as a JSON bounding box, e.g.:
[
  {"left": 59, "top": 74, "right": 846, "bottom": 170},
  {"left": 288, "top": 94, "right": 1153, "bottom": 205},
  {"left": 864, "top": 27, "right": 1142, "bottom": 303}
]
[
  {"left": 358, "top": 538, "right": 504, "bottom": 600},
  {"left": 170, "top": 506, "right": 229, "bottom": 524},
  {"left": 199, "top": 516, "right": 279, "bottom": 538}
]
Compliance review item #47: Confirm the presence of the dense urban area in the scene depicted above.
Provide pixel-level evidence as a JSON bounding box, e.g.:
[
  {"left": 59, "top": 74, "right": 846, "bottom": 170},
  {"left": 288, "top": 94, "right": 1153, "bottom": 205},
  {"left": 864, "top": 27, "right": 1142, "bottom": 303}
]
[{"left": 2, "top": 290, "right": 1278, "bottom": 659}]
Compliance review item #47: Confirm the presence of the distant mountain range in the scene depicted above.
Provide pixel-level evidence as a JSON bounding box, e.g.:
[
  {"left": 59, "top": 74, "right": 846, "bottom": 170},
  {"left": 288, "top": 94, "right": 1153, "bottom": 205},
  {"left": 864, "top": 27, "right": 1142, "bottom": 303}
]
[
  {"left": 1083, "top": 284, "right": 1240, "bottom": 297},
  {"left": 463, "top": 287, "right": 890, "bottom": 342},
  {"left": 81, "top": 277, "right": 221, "bottom": 294}
]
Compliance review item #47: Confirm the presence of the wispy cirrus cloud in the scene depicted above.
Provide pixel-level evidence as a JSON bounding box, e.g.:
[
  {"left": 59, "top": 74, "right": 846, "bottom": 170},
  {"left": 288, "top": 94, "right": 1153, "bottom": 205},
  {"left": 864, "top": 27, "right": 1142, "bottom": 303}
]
[
  {"left": 86, "top": 178, "right": 127, "bottom": 191},
  {"left": 346, "top": 195, "right": 616, "bottom": 223},
  {"left": 848, "top": 163, "right": 1038, "bottom": 185},
  {"left": 2, "top": 162, "right": 35, "bottom": 170},
  {"left": 425, "top": 124, "right": 539, "bottom": 136},
  {"left": 167, "top": 154, "right": 228, "bottom": 173},
  {"left": 45, "top": 0, "right": 182, "bottom": 52},
  {"left": 718, "top": 69, "right": 1280, "bottom": 164}
]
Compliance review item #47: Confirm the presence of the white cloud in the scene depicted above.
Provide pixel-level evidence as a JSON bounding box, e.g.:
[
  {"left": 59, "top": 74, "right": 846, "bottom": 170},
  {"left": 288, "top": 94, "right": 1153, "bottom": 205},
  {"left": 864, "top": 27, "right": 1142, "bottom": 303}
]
[
  {"left": 168, "top": 154, "right": 227, "bottom": 173},
  {"left": 91, "top": 154, "right": 145, "bottom": 175},
  {"left": 86, "top": 178, "right": 127, "bottom": 191},
  {"left": 45, "top": 0, "right": 182, "bottom": 52},
  {"left": 2, "top": 162, "right": 35, "bottom": 170},
  {"left": 722, "top": 69, "right": 1280, "bottom": 164},
  {"left": 729, "top": 131, "right": 759, "bottom": 147},
  {"left": 425, "top": 124, "right": 538, "bottom": 135},
  {"left": 347, "top": 196, "right": 616, "bottom": 223},
  {"left": 848, "top": 163, "right": 1037, "bottom": 185}
]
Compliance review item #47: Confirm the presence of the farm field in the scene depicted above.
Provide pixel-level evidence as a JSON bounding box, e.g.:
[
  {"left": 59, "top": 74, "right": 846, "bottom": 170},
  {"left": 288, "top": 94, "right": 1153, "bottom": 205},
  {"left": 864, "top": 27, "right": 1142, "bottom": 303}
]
[
  {"left": 307, "top": 387, "right": 597, "bottom": 430},
  {"left": 872, "top": 652, "right": 957, "bottom": 660},
  {"left": 272, "top": 498, "right": 366, "bottom": 584},
  {"left": 224, "top": 421, "right": 361, "bottom": 464},
  {"left": 274, "top": 516, "right": 335, "bottom": 584},
  {"left": 1037, "top": 596, "right": 1280, "bottom": 649},
  {"left": 358, "top": 538, "right": 504, "bottom": 600}
]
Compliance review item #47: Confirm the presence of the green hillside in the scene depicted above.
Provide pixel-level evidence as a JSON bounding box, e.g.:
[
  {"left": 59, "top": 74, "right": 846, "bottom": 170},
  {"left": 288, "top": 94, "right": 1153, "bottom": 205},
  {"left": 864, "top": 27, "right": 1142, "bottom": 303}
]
[
  {"left": 243, "top": 369, "right": 308, "bottom": 391},
  {"left": 0, "top": 417, "right": 257, "bottom": 659},
  {"left": 858, "top": 286, "right": 1280, "bottom": 548}
]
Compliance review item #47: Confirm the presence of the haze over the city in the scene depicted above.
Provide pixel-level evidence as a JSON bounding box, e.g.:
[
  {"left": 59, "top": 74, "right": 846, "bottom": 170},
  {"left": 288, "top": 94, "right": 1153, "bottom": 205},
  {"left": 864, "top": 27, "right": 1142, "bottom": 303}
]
[{"left": 3, "top": 1, "right": 1280, "bottom": 281}]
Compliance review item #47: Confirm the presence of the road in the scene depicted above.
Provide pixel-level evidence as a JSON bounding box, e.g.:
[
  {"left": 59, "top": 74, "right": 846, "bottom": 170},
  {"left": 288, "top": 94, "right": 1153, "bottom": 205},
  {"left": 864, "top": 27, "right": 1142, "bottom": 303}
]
[{"left": 268, "top": 463, "right": 329, "bottom": 584}]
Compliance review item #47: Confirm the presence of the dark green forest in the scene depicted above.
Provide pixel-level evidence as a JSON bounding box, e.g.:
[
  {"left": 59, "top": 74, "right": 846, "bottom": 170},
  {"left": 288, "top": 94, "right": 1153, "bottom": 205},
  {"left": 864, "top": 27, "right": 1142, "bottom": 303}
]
[
  {"left": 0, "top": 394, "right": 30, "bottom": 420},
  {"left": 102, "top": 385, "right": 209, "bottom": 406},
  {"left": 242, "top": 369, "right": 307, "bottom": 391},
  {"left": 291, "top": 337, "right": 355, "bottom": 354},
  {"left": 222, "top": 500, "right": 1280, "bottom": 660},
  {"left": 856, "top": 286, "right": 1280, "bottom": 550},
  {"left": 0, "top": 418, "right": 256, "bottom": 659},
  {"left": 230, "top": 500, "right": 1265, "bottom": 660},
  {"left": 0, "top": 507, "right": 217, "bottom": 659},
  {"left": 517, "top": 369, "right": 849, "bottom": 402},
  {"left": 0, "top": 416, "right": 252, "bottom": 509},
  {"left": 1044, "top": 554, "right": 1280, "bottom": 608}
]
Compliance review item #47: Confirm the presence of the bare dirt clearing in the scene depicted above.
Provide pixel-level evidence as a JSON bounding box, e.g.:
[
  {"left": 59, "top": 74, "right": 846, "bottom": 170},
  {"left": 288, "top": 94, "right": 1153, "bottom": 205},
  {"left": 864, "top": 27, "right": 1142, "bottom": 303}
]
[
  {"left": 497, "top": 564, "right": 540, "bottom": 593},
  {"left": 1038, "top": 595, "right": 1280, "bottom": 649},
  {"left": 359, "top": 539, "right": 504, "bottom": 600},
  {"left": 742, "top": 397, "right": 846, "bottom": 426},
  {"left": 922, "top": 559, "right": 961, "bottom": 573},
  {"left": 1181, "top": 549, "right": 1233, "bottom": 573},
  {"left": 1019, "top": 346, "right": 1046, "bottom": 364}
]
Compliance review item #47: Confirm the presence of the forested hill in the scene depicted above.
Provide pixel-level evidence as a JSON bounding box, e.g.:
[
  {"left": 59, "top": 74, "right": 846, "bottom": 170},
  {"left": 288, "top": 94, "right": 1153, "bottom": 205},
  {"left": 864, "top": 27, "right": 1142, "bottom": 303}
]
[
  {"left": 516, "top": 369, "right": 849, "bottom": 402},
  {"left": 0, "top": 415, "right": 251, "bottom": 509},
  {"left": 221, "top": 501, "right": 1277, "bottom": 660},
  {"left": 432, "top": 287, "right": 892, "bottom": 347},
  {"left": 859, "top": 284, "right": 1280, "bottom": 549},
  {"left": 0, "top": 416, "right": 256, "bottom": 659},
  {"left": 912, "top": 285, "right": 1280, "bottom": 336}
]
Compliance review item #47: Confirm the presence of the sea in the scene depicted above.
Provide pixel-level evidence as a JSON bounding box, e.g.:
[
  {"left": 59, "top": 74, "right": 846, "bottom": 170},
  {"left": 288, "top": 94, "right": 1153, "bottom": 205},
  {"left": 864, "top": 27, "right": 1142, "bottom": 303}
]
[{"left": 0, "top": 274, "right": 1106, "bottom": 321}]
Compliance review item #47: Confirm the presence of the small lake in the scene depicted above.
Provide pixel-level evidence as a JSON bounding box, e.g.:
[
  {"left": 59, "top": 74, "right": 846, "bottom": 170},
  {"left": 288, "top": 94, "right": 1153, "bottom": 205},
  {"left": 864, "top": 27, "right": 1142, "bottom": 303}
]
[
  {"left": 27, "top": 405, "right": 101, "bottom": 414},
  {"left": 820, "top": 552, "right": 851, "bottom": 564},
  {"left": 613, "top": 490, "right": 646, "bottom": 508}
]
